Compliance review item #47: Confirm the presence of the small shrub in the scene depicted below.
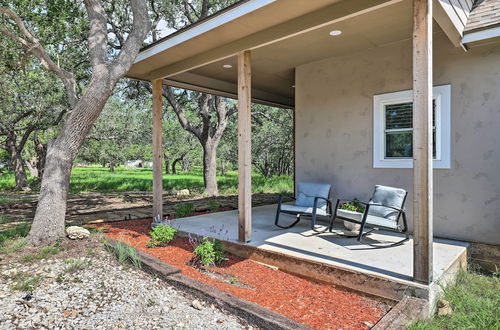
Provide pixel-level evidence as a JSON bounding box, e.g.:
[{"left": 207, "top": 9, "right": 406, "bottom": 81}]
[
  {"left": 175, "top": 202, "right": 194, "bottom": 218},
  {"left": 193, "top": 237, "right": 225, "bottom": 267},
  {"left": 56, "top": 274, "right": 65, "bottom": 283},
  {"left": 0, "top": 237, "right": 27, "bottom": 255},
  {"left": 147, "top": 225, "right": 177, "bottom": 248},
  {"left": 63, "top": 258, "right": 92, "bottom": 273},
  {"left": 0, "top": 215, "right": 9, "bottom": 224},
  {"left": 21, "top": 241, "right": 63, "bottom": 263},
  {"left": 207, "top": 200, "right": 221, "bottom": 211},
  {"left": 0, "top": 223, "right": 30, "bottom": 246},
  {"left": 8, "top": 272, "right": 43, "bottom": 291},
  {"left": 37, "top": 242, "right": 63, "bottom": 259},
  {"left": 105, "top": 241, "right": 141, "bottom": 269}
]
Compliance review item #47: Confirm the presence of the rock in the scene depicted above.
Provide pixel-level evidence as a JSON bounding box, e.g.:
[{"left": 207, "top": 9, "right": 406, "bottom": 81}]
[
  {"left": 170, "top": 189, "right": 190, "bottom": 196},
  {"left": 191, "top": 299, "right": 203, "bottom": 310},
  {"left": 66, "top": 226, "right": 90, "bottom": 240},
  {"left": 437, "top": 299, "right": 453, "bottom": 316}
]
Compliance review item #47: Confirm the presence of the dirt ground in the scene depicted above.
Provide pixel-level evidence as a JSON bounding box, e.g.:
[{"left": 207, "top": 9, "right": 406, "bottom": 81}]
[{"left": 0, "top": 192, "right": 282, "bottom": 230}]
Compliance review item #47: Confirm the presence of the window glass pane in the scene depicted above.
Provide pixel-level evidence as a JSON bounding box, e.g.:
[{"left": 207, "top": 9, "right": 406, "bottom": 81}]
[
  {"left": 385, "top": 102, "right": 413, "bottom": 129},
  {"left": 386, "top": 131, "right": 413, "bottom": 158},
  {"left": 385, "top": 101, "right": 436, "bottom": 130},
  {"left": 385, "top": 130, "right": 437, "bottom": 158}
]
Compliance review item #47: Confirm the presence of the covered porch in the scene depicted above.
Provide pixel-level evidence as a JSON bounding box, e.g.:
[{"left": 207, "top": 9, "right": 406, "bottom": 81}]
[{"left": 125, "top": 0, "right": 477, "bottom": 292}]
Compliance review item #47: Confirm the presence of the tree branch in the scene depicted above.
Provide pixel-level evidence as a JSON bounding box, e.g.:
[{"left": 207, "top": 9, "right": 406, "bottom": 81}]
[
  {"left": 0, "top": 7, "right": 78, "bottom": 108},
  {"left": 164, "top": 86, "right": 202, "bottom": 138},
  {"left": 84, "top": 0, "right": 108, "bottom": 69},
  {"left": 110, "top": 0, "right": 151, "bottom": 80}
]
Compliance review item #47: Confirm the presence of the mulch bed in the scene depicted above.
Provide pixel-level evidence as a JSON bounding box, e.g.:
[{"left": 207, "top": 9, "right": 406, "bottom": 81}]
[{"left": 95, "top": 218, "right": 390, "bottom": 329}]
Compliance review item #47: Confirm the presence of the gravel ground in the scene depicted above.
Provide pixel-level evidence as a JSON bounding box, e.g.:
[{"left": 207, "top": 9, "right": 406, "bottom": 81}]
[{"left": 0, "top": 243, "right": 251, "bottom": 329}]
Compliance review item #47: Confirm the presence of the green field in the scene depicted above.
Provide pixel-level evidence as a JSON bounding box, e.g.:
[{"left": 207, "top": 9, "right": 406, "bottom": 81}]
[{"left": 0, "top": 166, "right": 293, "bottom": 195}]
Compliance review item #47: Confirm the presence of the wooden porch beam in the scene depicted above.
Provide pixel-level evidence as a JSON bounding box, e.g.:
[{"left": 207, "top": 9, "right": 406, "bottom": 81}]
[
  {"left": 238, "top": 50, "right": 252, "bottom": 243},
  {"left": 412, "top": 0, "right": 433, "bottom": 284},
  {"left": 152, "top": 79, "right": 164, "bottom": 220}
]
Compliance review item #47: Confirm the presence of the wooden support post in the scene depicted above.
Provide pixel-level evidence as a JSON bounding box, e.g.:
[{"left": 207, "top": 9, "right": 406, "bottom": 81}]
[
  {"left": 152, "top": 79, "right": 164, "bottom": 220},
  {"left": 238, "top": 50, "right": 252, "bottom": 243},
  {"left": 412, "top": 0, "right": 433, "bottom": 284}
]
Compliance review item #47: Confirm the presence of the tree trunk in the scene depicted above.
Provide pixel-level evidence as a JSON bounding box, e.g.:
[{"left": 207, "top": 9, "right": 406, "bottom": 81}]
[
  {"left": 28, "top": 80, "right": 113, "bottom": 246},
  {"left": 164, "top": 152, "right": 170, "bottom": 174},
  {"left": 34, "top": 136, "right": 47, "bottom": 179},
  {"left": 203, "top": 142, "right": 218, "bottom": 196},
  {"left": 6, "top": 137, "right": 29, "bottom": 190},
  {"left": 171, "top": 156, "right": 183, "bottom": 175},
  {"left": 26, "top": 157, "right": 39, "bottom": 178}
]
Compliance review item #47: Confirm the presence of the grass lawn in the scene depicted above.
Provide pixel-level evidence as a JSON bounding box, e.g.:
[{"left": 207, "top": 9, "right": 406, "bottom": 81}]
[
  {"left": 409, "top": 270, "right": 499, "bottom": 330},
  {"left": 0, "top": 166, "right": 293, "bottom": 195}
]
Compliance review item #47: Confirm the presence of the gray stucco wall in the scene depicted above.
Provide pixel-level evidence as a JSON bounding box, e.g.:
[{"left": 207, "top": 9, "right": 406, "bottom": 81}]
[{"left": 295, "top": 32, "right": 500, "bottom": 245}]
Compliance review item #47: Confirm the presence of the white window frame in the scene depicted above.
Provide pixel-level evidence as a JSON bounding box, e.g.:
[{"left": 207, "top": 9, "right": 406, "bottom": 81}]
[{"left": 373, "top": 85, "right": 451, "bottom": 169}]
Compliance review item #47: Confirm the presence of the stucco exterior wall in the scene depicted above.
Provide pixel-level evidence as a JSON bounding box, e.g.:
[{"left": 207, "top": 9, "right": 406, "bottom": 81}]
[{"left": 295, "top": 32, "right": 500, "bottom": 245}]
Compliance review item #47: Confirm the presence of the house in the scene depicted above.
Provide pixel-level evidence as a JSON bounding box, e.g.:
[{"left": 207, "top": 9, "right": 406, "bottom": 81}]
[{"left": 126, "top": 0, "right": 499, "bottom": 294}]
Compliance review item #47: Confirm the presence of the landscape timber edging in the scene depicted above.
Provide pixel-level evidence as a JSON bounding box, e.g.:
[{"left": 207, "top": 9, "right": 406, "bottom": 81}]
[
  {"left": 104, "top": 240, "right": 312, "bottom": 330},
  {"left": 175, "top": 230, "right": 428, "bottom": 302},
  {"left": 372, "top": 296, "right": 429, "bottom": 329}
]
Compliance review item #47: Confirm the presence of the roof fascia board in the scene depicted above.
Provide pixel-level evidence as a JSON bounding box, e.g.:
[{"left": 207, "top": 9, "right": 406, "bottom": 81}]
[
  {"left": 135, "top": 0, "right": 276, "bottom": 63},
  {"left": 166, "top": 72, "right": 294, "bottom": 107},
  {"left": 462, "top": 26, "right": 500, "bottom": 45},
  {"left": 148, "top": 0, "right": 402, "bottom": 80},
  {"left": 433, "top": 0, "right": 462, "bottom": 47}
]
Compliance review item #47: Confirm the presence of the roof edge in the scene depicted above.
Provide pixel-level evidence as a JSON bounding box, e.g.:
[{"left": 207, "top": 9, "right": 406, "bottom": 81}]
[
  {"left": 135, "top": 0, "right": 276, "bottom": 63},
  {"left": 462, "top": 25, "right": 500, "bottom": 45}
]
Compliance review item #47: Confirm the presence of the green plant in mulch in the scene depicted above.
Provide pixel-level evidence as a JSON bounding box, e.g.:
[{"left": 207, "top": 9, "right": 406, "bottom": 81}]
[
  {"left": 146, "top": 224, "right": 177, "bottom": 248},
  {"left": 193, "top": 237, "right": 225, "bottom": 267},
  {"left": 339, "top": 198, "right": 365, "bottom": 213},
  {"left": 409, "top": 269, "right": 500, "bottom": 330},
  {"left": 175, "top": 202, "right": 194, "bottom": 218},
  {"left": 207, "top": 200, "right": 221, "bottom": 211},
  {"left": 105, "top": 241, "right": 141, "bottom": 269}
]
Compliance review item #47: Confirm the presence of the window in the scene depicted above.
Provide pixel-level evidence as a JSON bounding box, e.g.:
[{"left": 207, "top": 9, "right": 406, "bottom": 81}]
[{"left": 373, "top": 85, "right": 451, "bottom": 168}]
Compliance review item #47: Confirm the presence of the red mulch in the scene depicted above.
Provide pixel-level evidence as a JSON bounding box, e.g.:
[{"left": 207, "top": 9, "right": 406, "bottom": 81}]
[{"left": 96, "top": 218, "right": 389, "bottom": 329}]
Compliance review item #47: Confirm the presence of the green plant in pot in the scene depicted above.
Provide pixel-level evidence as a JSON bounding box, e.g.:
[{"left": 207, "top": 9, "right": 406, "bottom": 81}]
[{"left": 338, "top": 199, "right": 365, "bottom": 232}]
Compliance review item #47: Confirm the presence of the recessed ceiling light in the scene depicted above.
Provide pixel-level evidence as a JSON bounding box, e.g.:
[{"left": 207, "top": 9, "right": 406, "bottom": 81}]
[
  {"left": 292, "top": 85, "right": 296, "bottom": 88},
  {"left": 329, "top": 30, "right": 342, "bottom": 36},
  {"left": 222, "top": 64, "right": 232, "bottom": 68}
]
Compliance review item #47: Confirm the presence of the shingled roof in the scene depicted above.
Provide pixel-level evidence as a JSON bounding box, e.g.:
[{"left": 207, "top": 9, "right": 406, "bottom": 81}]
[{"left": 465, "top": 0, "right": 500, "bottom": 32}]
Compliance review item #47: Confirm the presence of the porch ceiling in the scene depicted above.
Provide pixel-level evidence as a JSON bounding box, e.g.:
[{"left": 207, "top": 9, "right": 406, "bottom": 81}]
[{"left": 128, "top": 0, "right": 448, "bottom": 108}]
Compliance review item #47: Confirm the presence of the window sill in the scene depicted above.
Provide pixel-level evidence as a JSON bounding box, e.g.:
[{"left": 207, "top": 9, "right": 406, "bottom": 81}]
[{"left": 373, "top": 159, "right": 450, "bottom": 169}]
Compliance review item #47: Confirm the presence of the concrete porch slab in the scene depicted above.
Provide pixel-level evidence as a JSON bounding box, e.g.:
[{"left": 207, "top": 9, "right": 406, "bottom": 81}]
[{"left": 171, "top": 204, "right": 468, "bottom": 303}]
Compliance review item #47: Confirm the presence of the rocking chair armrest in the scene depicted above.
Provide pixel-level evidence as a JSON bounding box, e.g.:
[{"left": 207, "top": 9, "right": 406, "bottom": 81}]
[
  {"left": 366, "top": 203, "right": 405, "bottom": 213},
  {"left": 313, "top": 196, "right": 333, "bottom": 204},
  {"left": 312, "top": 196, "right": 333, "bottom": 215},
  {"left": 335, "top": 199, "right": 370, "bottom": 207}
]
